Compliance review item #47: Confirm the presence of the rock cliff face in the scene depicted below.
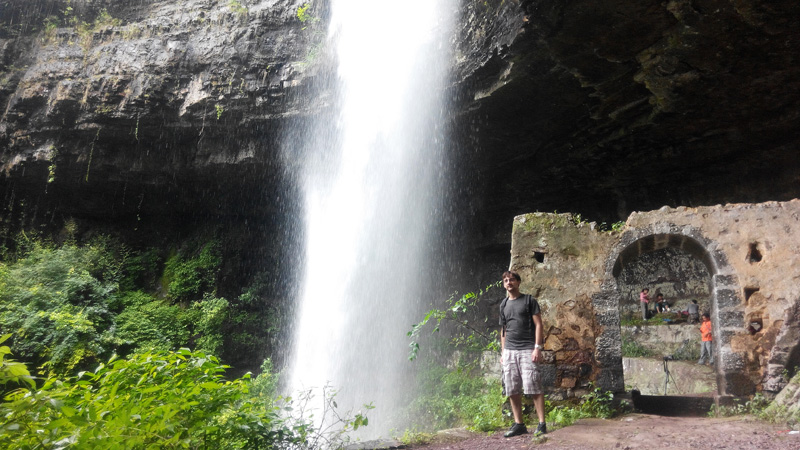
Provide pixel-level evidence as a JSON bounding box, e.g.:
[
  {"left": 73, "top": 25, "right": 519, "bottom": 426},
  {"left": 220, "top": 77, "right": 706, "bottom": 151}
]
[
  {"left": 450, "top": 0, "right": 800, "bottom": 242},
  {"left": 1, "top": 0, "right": 321, "bottom": 224},
  {"left": 2, "top": 0, "right": 799, "bottom": 238}
]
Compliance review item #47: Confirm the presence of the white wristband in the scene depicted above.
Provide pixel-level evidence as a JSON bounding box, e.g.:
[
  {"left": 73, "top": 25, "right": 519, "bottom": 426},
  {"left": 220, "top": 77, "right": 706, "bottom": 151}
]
[{"left": 534, "top": 344, "right": 542, "bottom": 349}]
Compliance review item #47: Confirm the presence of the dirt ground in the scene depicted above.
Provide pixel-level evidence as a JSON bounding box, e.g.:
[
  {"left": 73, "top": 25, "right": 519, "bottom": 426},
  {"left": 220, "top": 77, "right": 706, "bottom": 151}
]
[{"left": 408, "top": 414, "right": 800, "bottom": 450}]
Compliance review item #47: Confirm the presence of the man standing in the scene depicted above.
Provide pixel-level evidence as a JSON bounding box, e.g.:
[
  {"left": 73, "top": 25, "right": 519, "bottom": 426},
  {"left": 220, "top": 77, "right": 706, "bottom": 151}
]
[
  {"left": 698, "top": 313, "right": 713, "bottom": 365},
  {"left": 499, "top": 270, "right": 546, "bottom": 438}
]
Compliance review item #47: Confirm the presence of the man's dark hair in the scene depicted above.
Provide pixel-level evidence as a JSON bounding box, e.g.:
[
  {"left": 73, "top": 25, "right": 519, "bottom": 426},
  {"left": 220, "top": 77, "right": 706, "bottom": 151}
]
[
  {"left": 502, "top": 270, "right": 521, "bottom": 282},
  {"left": 692, "top": 300, "right": 698, "bottom": 304}
]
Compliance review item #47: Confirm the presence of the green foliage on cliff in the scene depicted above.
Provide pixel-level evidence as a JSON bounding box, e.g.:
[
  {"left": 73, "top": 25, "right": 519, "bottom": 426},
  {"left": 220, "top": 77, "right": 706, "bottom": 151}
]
[
  {"left": 0, "top": 240, "right": 121, "bottom": 375},
  {"left": 0, "top": 232, "right": 276, "bottom": 377},
  {"left": 164, "top": 240, "right": 222, "bottom": 303}
]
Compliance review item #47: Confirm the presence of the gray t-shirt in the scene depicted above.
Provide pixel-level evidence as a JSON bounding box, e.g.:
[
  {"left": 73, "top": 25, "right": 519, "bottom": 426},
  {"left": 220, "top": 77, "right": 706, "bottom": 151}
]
[
  {"left": 687, "top": 303, "right": 699, "bottom": 315},
  {"left": 499, "top": 294, "right": 541, "bottom": 350}
]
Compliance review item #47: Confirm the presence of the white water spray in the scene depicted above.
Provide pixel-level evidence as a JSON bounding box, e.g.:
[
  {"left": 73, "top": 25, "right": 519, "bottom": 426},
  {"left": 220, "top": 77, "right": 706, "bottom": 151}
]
[{"left": 290, "top": 0, "right": 455, "bottom": 438}]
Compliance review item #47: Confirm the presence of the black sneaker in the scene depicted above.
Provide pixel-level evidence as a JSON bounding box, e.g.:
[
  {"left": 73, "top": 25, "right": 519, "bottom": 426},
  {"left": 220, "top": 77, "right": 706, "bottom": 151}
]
[
  {"left": 534, "top": 422, "right": 547, "bottom": 436},
  {"left": 504, "top": 422, "right": 527, "bottom": 438}
]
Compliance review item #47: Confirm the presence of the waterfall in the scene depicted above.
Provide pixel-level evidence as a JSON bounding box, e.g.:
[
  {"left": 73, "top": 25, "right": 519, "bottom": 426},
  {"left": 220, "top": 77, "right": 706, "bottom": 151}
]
[{"left": 289, "top": 0, "right": 456, "bottom": 438}]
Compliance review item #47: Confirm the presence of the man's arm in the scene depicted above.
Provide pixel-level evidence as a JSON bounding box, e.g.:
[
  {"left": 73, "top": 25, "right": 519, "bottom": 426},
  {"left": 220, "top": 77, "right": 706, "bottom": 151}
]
[
  {"left": 500, "top": 327, "right": 505, "bottom": 362},
  {"left": 532, "top": 314, "right": 543, "bottom": 363}
]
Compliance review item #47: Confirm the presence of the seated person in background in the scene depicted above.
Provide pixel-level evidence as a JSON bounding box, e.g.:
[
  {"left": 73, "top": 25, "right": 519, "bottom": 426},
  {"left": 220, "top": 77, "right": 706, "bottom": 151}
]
[
  {"left": 654, "top": 293, "right": 670, "bottom": 313},
  {"left": 686, "top": 299, "right": 699, "bottom": 323}
]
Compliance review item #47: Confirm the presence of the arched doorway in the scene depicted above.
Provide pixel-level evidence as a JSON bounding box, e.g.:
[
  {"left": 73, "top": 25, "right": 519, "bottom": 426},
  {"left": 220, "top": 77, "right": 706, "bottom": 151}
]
[{"left": 591, "top": 225, "right": 749, "bottom": 397}]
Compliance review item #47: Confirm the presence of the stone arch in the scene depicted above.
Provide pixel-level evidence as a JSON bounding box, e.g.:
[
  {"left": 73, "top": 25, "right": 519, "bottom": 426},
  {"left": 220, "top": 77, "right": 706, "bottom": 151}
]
[{"left": 591, "top": 224, "right": 749, "bottom": 396}]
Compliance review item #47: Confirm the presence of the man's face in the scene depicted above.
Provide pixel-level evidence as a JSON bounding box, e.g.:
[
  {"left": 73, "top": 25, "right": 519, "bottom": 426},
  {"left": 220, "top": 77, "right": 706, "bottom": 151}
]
[{"left": 503, "top": 276, "right": 520, "bottom": 292}]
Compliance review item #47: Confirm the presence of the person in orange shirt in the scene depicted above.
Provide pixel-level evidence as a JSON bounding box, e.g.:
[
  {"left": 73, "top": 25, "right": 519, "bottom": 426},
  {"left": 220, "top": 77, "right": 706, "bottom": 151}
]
[{"left": 698, "top": 313, "right": 713, "bottom": 365}]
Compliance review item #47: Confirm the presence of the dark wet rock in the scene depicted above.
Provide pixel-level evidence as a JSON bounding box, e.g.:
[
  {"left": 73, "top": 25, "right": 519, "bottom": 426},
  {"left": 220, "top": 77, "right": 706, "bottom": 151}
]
[{"left": 1, "top": 0, "right": 799, "bottom": 277}]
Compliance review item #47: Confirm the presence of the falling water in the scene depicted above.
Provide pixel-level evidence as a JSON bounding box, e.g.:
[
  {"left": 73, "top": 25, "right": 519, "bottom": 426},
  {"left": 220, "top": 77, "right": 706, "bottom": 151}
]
[{"left": 289, "top": 0, "right": 456, "bottom": 438}]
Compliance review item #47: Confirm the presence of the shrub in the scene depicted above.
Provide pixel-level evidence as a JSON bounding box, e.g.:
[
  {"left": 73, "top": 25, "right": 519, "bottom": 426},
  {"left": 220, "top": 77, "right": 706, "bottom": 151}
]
[
  {"left": 163, "top": 240, "right": 221, "bottom": 303},
  {"left": 0, "top": 242, "right": 119, "bottom": 375},
  {"left": 0, "top": 349, "right": 310, "bottom": 449},
  {"left": 546, "top": 384, "right": 617, "bottom": 429},
  {"left": 115, "top": 291, "right": 194, "bottom": 352}
]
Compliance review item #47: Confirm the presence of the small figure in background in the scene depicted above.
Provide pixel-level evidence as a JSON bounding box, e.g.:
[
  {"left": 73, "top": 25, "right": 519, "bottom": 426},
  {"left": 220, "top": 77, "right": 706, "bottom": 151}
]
[
  {"left": 654, "top": 293, "right": 671, "bottom": 313},
  {"left": 640, "top": 288, "right": 651, "bottom": 320},
  {"left": 686, "top": 299, "right": 700, "bottom": 324},
  {"left": 698, "top": 313, "right": 713, "bottom": 365}
]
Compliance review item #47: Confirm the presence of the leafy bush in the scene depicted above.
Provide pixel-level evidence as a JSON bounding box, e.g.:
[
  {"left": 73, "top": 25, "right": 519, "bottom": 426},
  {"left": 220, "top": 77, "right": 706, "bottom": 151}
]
[
  {"left": 546, "top": 384, "right": 617, "bottom": 429},
  {"left": 163, "top": 240, "right": 221, "bottom": 303},
  {"left": 0, "top": 348, "right": 312, "bottom": 449},
  {"left": 114, "top": 291, "right": 194, "bottom": 352},
  {"left": 0, "top": 242, "right": 120, "bottom": 375}
]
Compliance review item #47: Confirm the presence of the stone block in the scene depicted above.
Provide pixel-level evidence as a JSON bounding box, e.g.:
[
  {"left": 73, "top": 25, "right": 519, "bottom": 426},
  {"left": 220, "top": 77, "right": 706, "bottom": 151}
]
[
  {"left": 717, "top": 329, "right": 736, "bottom": 345},
  {"left": 595, "top": 367, "right": 625, "bottom": 392},
  {"left": 718, "top": 310, "right": 745, "bottom": 328},
  {"left": 713, "top": 274, "right": 737, "bottom": 287},
  {"left": 541, "top": 363, "right": 557, "bottom": 387},
  {"left": 594, "top": 308, "right": 620, "bottom": 327},
  {"left": 591, "top": 290, "right": 618, "bottom": 310},
  {"left": 720, "top": 351, "right": 745, "bottom": 372},
  {"left": 715, "top": 289, "right": 741, "bottom": 309}
]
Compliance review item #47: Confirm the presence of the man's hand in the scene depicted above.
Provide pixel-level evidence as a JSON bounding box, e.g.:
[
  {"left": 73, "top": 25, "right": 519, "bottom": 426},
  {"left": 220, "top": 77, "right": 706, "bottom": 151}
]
[{"left": 532, "top": 347, "right": 542, "bottom": 363}]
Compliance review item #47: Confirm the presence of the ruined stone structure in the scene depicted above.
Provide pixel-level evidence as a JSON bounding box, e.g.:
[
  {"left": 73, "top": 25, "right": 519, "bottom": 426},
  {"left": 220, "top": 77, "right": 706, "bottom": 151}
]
[{"left": 508, "top": 199, "right": 800, "bottom": 398}]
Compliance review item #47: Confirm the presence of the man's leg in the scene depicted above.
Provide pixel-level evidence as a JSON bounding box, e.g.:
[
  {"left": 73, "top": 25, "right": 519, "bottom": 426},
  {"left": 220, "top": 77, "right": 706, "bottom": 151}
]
[
  {"left": 532, "top": 393, "right": 545, "bottom": 423},
  {"left": 509, "top": 393, "right": 524, "bottom": 424}
]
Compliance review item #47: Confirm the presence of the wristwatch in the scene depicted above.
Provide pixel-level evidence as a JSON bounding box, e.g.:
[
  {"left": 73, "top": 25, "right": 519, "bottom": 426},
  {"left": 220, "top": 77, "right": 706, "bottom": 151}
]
[{"left": 534, "top": 344, "right": 542, "bottom": 349}]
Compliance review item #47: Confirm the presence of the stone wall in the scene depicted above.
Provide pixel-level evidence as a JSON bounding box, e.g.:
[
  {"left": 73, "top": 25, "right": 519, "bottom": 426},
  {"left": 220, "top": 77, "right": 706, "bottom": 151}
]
[{"left": 508, "top": 199, "right": 800, "bottom": 398}]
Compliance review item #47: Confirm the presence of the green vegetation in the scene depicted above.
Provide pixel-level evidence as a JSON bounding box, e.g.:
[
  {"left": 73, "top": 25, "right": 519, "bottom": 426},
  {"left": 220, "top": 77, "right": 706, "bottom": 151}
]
[
  {"left": 407, "top": 282, "right": 501, "bottom": 361},
  {"left": 0, "top": 228, "right": 369, "bottom": 448},
  {"left": 296, "top": 3, "right": 313, "bottom": 23},
  {"left": 38, "top": 5, "right": 121, "bottom": 48},
  {"left": 709, "top": 393, "right": 771, "bottom": 418},
  {"left": 229, "top": 0, "right": 249, "bottom": 16},
  {"left": 546, "top": 384, "right": 618, "bottom": 429},
  {"left": 709, "top": 380, "right": 800, "bottom": 427},
  {"left": 0, "top": 347, "right": 368, "bottom": 449},
  {"left": 403, "top": 361, "right": 505, "bottom": 433},
  {"left": 0, "top": 231, "right": 276, "bottom": 378},
  {"left": 620, "top": 334, "right": 656, "bottom": 358}
]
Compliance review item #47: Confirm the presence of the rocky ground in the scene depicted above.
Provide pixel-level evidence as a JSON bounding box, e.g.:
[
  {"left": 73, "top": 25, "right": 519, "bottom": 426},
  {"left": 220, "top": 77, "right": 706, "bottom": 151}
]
[{"left": 402, "top": 414, "right": 800, "bottom": 450}]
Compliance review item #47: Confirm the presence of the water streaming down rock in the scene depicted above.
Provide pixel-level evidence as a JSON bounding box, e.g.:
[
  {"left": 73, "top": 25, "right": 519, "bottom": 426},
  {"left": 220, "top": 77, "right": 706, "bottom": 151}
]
[{"left": 288, "top": 0, "right": 456, "bottom": 438}]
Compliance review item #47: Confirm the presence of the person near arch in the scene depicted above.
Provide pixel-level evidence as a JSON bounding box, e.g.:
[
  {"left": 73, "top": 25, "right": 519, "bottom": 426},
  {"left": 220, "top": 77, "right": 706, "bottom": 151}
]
[{"left": 698, "top": 313, "right": 713, "bottom": 365}]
